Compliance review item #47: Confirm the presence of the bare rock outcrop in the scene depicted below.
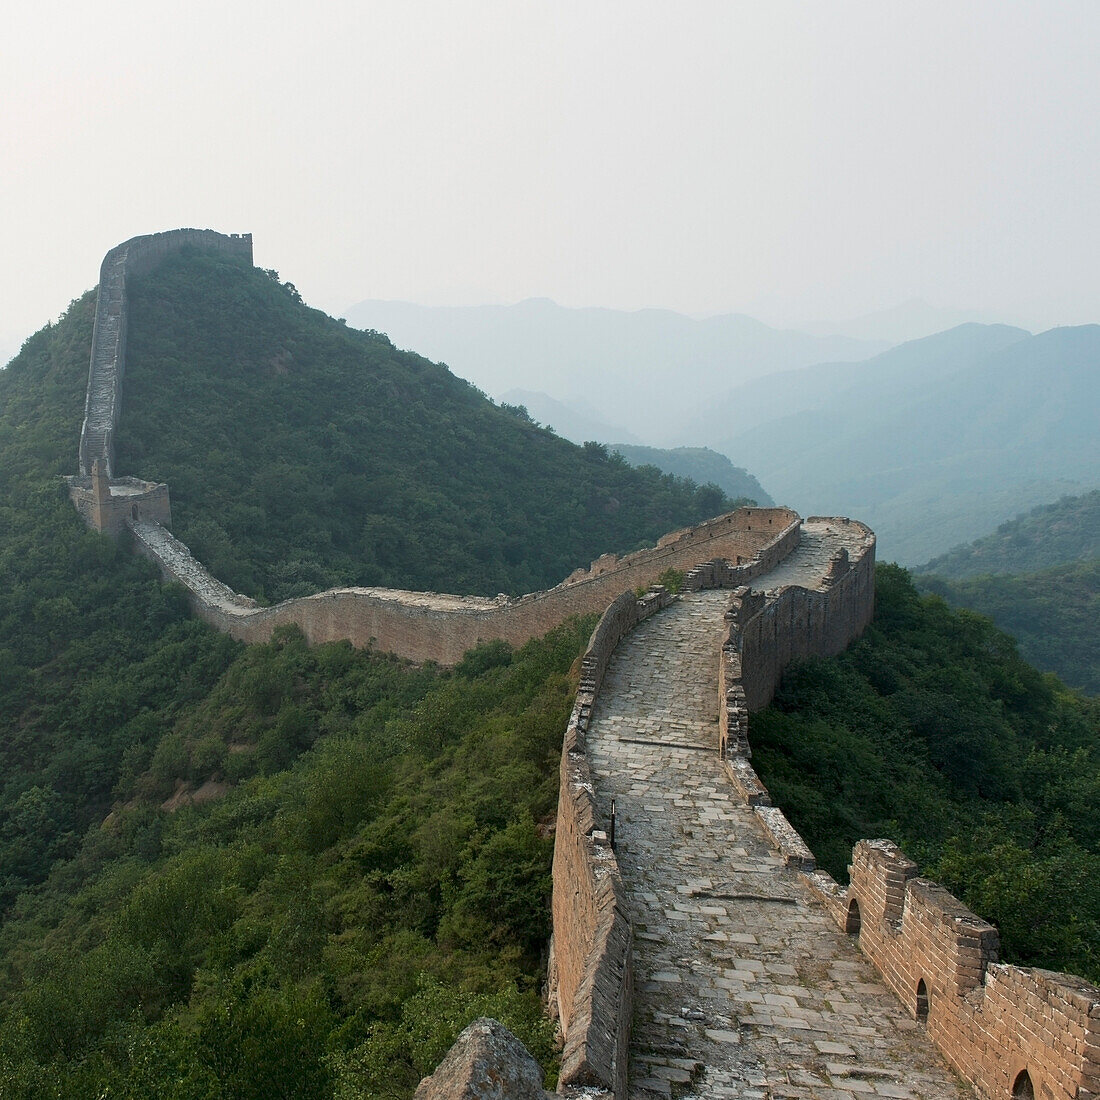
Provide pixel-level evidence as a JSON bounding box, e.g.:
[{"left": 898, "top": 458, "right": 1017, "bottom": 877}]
[{"left": 412, "top": 1018, "right": 552, "bottom": 1100}]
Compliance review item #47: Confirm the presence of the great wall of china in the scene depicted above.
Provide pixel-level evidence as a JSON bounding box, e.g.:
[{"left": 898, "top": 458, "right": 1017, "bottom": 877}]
[{"left": 71, "top": 232, "right": 1099, "bottom": 1099}]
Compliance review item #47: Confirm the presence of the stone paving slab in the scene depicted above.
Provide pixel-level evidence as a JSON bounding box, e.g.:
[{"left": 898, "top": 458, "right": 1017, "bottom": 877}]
[{"left": 587, "top": 576, "right": 969, "bottom": 1099}]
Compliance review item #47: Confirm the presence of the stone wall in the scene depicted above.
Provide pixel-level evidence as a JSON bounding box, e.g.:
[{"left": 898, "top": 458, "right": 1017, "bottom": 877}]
[
  {"left": 129, "top": 506, "right": 801, "bottom": 666},
  {"left": 67, "top": 463, "right": 172, "bottom": 538},
  {"left": 843, "top": 841, "right": 1100, "bottom": 1100},
  {"left": 78, "top": 229, "right": 252, "bottom": 477},
  {"left": 549, "top": 587, "right": 672, "bottom": 1096}
]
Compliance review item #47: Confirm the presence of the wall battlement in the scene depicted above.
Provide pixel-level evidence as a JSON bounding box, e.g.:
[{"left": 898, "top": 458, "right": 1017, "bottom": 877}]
[{"left": 841, "top": 840, "right": 1100, "bottom": 1100}]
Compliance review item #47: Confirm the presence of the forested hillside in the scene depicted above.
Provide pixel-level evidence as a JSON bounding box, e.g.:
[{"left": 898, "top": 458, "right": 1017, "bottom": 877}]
[
  {"left": 751, "top": 566, "right": 1100, "bottom": 981},
  {"left": 918, "top": 562, "right": 1100, "bottom": 696},
  {"left": 917, "top": 491, "right": 1100, "bottom": 693},
  {"left": 115, "top": 250, "right": 733, "bottom": 603},
  {"left": 0, "top": 292, "right": 593, "bottom": 1094},
  {"left": 920, "top": 490, "right": 1100, "bottom": 577}
]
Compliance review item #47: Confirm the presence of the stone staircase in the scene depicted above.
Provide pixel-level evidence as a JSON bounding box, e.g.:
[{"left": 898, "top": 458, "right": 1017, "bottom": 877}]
[{"left": 79, "top": 245, "right": 128, "bottom": 477}]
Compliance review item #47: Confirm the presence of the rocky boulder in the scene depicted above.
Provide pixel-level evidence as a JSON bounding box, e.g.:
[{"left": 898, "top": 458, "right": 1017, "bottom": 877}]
[{"left": 413, "top": 1017, "right": 553, "bottom": 1099}]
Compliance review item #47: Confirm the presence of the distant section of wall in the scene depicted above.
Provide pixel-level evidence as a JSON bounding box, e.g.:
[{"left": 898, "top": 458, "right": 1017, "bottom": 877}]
[
  {"left": 735, "top": 522, "right": 875, "bottom": 712},
  {"left": 128, "top": 506, "right": 801, "bottom": 666},
  {"left": 71, "top": 233, "right": 804, "bottom": 668},
  {"left": 845, "top": 840, "right": 1100, "bottom": 1100},
  {"left": 78, "top": 229, "right": 252, "bottom": 477},
  {"left": 550, "top": 587, "right": 673, "bottom": 1096}
]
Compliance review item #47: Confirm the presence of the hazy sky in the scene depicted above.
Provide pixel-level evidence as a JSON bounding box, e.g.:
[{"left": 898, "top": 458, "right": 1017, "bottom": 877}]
[{"left": 3, "top": 1, "right": 1098, "bottom": 354}]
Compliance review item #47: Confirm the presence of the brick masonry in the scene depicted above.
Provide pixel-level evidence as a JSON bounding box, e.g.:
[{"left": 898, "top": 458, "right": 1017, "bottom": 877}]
[{"left": 839, "top": 841, "right": 1100, "bottom": 1100}]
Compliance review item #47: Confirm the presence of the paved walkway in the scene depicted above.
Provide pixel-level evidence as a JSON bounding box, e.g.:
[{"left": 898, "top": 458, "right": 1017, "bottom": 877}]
[{"left": 587, "top": 578, "right": 968, "bottom": 1098}]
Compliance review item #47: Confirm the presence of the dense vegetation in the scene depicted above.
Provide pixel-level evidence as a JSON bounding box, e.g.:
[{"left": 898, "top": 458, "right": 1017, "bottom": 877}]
[
  {"left": 0, "top": 277, "right": 622, "bottom": 1095},
  {"left": 0, "top": 622, "right": 583, "bottom": 1098},
  {"left": 920, "top": 490, "right": 1100, "bottom": 577},
  {"left": 115, "top": 250, "right": 733, "bottom": 603},
  {"left": 751, "top": 565, "right": 1100, "bottom": 981},
  {"left": 919, "top": 561, "right": 1100, "bottom": 696}
]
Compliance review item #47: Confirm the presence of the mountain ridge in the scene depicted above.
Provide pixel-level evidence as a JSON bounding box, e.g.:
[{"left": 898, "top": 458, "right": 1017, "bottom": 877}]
[
  {"left": 699, "top": 323, "right": 1097, "bottom": 563},
  {"left": 342, "top": 296, "right": 888, "bottom": 445}
]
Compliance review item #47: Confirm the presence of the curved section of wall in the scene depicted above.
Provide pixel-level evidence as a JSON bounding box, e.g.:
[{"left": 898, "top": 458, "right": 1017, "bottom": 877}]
[
  {"left": 547, "top": 518, "right": 877, "bottom": 1097},
  {"left": 128, "top": 506, "right": 801, "bottom": 666},
  {"left": 736, "top": 517, "right": 876, "bottom": 712},
  {"left": 706, "top": 541, "right": 1100, "bottom": 1100},
  {"left": 79, "top": 229, "right": 253, "bottom": 476}
]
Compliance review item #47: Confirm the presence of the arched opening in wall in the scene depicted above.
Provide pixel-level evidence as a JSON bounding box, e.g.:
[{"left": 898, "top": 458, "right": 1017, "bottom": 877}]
[
  {"left": 1012, "top": 1070, "right": 1035, "bottom": 1100},
  {"left": 845, "top": 897, "right": 861, "bottom": 936},
  {"left": 915, "top": 979, "right": 929, "bottom": 1024},
  {"left": 131, "top": 504, "right": 139, "bottom": 520}
]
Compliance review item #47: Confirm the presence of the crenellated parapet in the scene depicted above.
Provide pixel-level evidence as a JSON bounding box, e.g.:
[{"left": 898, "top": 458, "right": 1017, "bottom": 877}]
[{"left": 842, "top": 840, "right": 1100, "bottom": 1100}]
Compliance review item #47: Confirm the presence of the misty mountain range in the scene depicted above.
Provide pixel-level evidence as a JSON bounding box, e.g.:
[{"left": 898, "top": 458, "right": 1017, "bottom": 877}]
[
  {"left": 343, "top": 297, "right": 1099, "bottom": 565},
  {"left": 705, "top": 324, "right": 1100, "bottom": 562},
  {"left": 341, "top": 297, "right": 887, "bottom": 443}
]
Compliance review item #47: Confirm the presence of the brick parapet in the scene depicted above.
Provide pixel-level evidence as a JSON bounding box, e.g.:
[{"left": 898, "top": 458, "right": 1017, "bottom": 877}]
[
  {"left": 841, "top": 839, "right": 1100, "bottom": 1100},
  {"left": 734, "top": 519, "right": 876, "bottom": 712}
]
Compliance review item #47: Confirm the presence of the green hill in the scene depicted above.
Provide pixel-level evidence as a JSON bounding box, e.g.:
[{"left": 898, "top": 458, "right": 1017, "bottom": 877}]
[
  {"left": 0, "top": 290, "right": 587, "bottom": 1095},
  {"left": 608, "top": 443, "right": 774, "bottom": 506},
  {"left": 919, "top": 490, "right": 1100, "bottom": 578},
  {"left": 915, "top": 491, "right": 1100, "bottom": 694},
  {"left": 115, "top": 251, "right": 732, "bottom": 603},
  {"left": 918, "top": 561, "right": 1100, "bottom": 695}
]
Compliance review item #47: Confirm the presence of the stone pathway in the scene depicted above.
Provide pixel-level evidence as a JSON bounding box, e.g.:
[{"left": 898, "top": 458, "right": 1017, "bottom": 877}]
[
  {"left": 129, "top": 519, "right": 258, "bottom": 614},
  {"left": 587, "top": 582, "right": 969, "bottom": 1098}
]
